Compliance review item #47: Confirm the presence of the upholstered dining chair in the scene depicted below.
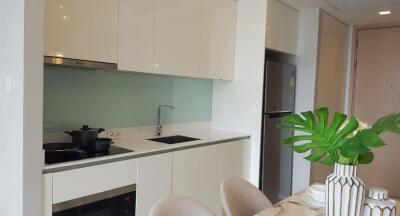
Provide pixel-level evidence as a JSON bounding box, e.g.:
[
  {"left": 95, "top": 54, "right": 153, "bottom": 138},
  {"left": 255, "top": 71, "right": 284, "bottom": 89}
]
[
  {"left": 149, "top": 195, "right": 215, "bottom": 216},
  {"left": 220, "top": 177, "right": 273, "bottom": 216}
]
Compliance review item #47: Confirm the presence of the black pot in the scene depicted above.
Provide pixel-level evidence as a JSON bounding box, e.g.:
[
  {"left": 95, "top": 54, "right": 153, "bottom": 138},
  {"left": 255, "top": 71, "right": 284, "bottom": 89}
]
[
  {"left": 89, "top": 138, "right": 112, "bottom": 152},
  {"left": 65, "top": 125, "right": 105, "bottom": 149}
]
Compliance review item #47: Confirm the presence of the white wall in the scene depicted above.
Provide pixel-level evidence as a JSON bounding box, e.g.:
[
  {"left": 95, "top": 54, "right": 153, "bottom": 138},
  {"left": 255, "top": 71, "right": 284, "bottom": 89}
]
[
  {"left": 211, "top": 0, "right": 267, "bottom": 185},
  {"left": 292, "top": 8, "right": 320, "bottom": 193},
  {"left": 0, "top": 0, "right": 43, "bottom": 215}
]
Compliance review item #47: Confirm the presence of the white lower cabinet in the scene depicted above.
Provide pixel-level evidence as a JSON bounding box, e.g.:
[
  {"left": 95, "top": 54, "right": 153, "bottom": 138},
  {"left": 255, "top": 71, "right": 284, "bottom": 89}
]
[
  {"left": 53, "top": 159, "right": 137, "bottom": 204},
  {"left": 215, "top": 140, "right": 249, "bottom": 216},
  {"left": 43, "top": 173, "right": 53, "bottom": 216},
  {"left": 43, "top": 138, "right": 249, "bottom": 216},
  {"left": 172, "top": 139, "right": 249, "bottom": 215},
  {"left": 172, "top": 145, "right": 219, "bottom": 212},
  {"left": 136, "top": 153, "right": 173, "bottom": 216}
]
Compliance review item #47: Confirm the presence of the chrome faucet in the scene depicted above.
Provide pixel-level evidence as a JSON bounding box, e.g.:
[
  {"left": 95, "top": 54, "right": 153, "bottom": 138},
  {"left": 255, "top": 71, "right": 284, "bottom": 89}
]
[{"left": 156, "top": 105, "right": 175, "bottom": 136}]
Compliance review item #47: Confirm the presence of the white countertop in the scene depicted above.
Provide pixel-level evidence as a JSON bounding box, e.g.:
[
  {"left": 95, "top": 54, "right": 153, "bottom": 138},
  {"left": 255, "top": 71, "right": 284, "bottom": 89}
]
[{"left": 43, "top": 129, "right": 250, "bottom": 173}]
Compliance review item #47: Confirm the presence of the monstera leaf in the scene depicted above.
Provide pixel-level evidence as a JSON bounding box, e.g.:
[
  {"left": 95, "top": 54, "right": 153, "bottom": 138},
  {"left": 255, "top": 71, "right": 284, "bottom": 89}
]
[
  {"left": 280, "top": 108, "right": 400, "bottom": 166},
  {"left": 340, "top": 112, "right": 400, "bottom": 164},
  {"left": 372, "top": 112, "right": 400, "bottom": 134},
  {"left": 279, "top": 107, "right": 359, "bottom": 165}
]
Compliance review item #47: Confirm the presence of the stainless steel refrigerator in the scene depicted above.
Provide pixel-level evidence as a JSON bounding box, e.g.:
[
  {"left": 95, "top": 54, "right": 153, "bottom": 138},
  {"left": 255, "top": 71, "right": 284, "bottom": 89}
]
[{"left": 260, "top": 61, "right": 296, "bottom": 204}]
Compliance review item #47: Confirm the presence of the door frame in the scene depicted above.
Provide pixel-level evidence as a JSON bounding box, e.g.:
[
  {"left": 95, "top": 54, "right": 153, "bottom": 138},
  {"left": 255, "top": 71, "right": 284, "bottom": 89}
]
[{"left": 348, "top": 22, "right": 400, "bottom": 115}]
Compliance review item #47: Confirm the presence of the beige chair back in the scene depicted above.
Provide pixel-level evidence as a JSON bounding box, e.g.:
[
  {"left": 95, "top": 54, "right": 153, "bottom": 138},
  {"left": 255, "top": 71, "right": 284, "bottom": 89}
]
[
  {"left": 220, "top": 177, "right": 272, "bottom": 216},
  {"left": 149, "top": 195, "right": 215, "bottom": 216}
]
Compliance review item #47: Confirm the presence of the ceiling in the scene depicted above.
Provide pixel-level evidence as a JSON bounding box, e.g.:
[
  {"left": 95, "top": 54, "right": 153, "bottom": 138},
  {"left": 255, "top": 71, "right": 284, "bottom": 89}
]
[
  {"left": 281, "top": 0, "right": 400, "bottom": 25},
  {"left": 325, "top": 0, "right": 400, "bottom": 10}
]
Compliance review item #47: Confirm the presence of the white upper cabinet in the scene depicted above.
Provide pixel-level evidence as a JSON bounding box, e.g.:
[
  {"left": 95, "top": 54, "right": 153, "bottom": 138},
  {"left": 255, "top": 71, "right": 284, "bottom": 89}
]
[
  {"left": 153, "top": 0, "right": 203, "bottom": 77},
  {"left": 45, "top": 0, "right": 237, "bottom": 79},
  {"left": 201, "top": 0, "right": 237, "bottom": 80},
  {"left": 266, "top": 0, "right": 299, "bottom": 55},
  {"left": 118, "top": 0, "right": 155, "bottom": 72},
  {"left": 44, "top": 0, "right": 118, "bottom": 63}
]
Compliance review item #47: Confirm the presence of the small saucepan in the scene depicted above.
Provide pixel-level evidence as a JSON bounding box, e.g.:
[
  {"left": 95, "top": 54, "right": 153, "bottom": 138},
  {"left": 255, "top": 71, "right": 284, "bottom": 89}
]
[
  {"left": 65, "top": 125, "right": 105, "bottom": 149},
  {"left": 88, "top": 138, "right": 113, "bottom": 152}
]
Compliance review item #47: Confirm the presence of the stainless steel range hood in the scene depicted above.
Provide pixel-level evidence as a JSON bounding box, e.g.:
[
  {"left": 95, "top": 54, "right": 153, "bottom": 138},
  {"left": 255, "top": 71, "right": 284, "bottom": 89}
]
[{"left": 44, "top": 56, "right": 118, "bottom": 70}]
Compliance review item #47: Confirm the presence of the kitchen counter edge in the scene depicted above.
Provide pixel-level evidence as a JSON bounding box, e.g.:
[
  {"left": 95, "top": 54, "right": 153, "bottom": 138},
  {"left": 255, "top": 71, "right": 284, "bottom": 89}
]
[{"left": 43, "top": 135, "right": 250, "bottom": 174}]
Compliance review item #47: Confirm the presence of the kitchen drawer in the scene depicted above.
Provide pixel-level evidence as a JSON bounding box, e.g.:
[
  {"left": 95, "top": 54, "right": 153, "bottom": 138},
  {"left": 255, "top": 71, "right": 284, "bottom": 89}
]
[{"left": 53, "top": 159, "right": 137, "bottom": 204}]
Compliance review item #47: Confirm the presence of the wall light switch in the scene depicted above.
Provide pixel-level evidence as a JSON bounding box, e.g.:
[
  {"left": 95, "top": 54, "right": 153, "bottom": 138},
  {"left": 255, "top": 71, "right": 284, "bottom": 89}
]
[{"left": 5, "top": 77, "right": 13, "bottom": 94}]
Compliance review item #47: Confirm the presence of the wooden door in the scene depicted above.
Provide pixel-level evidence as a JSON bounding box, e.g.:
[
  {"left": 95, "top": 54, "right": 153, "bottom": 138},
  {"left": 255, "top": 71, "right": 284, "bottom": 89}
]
[{"left": 353, "top": 26, "right": 400, "bottom": 198}]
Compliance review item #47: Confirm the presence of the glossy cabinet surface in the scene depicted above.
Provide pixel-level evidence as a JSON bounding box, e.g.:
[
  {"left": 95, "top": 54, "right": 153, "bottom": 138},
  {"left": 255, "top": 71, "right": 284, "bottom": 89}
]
[
  {"left": 52, "top": 159, "right": 137, "bottom": 204},
  {"left": 172, "top": 145, "right": 219, "bottom": 212},
  {"left": 172, "top": 139, "right": 249, "bottom": 215},
  {"left": 43, "top": 139, "right": 249, "bottom": 215},
  {"left": 118, "top": 0, "right": 237, "bottom": 80},
  {"left": 153, "top": 0, "right": 203, "bottom": 77},
  {"left": 43, "top": 174, "right": 53, "bottom": 216},
  {"left": 201, "top": 0, "right": 237, "bottom": 80},
  {"left": 136, "top": 153, "right": 173, "bottom": 216},
  {"left": 45, "top": 0, "right": 236, "bottom": 80},
  {"left": 215, "top": 140, "right": 249, "bottom": 216},
  {"left": 44, "top": 0, "right": 118, "bottom": 63},
  {"left": 118, "top": 0, "right": 155, "bottom": 72},
  {"left": 266, "top": 0, "right": 299, "bottom": 55}
]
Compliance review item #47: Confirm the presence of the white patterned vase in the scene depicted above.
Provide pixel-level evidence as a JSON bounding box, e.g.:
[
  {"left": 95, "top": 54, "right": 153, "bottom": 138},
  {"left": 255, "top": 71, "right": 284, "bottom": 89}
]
[
  {"left": 326, "top": 163, "right": 366, "bottom": 216},
  {"left": 363, "top": 187, "right": 397, "bottom": 216}
]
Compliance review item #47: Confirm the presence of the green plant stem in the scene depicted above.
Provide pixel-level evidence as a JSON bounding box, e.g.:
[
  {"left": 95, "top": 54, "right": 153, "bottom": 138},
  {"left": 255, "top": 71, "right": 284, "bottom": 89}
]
[{"left": 337, "top": 155, "right": 353, "bottom": 165}]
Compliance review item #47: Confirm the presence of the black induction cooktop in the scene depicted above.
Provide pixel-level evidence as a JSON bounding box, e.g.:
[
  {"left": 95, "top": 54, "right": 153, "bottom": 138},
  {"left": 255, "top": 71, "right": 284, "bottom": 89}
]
[{"left": 44, "top": 146, "right": 133, "bottom": 165}]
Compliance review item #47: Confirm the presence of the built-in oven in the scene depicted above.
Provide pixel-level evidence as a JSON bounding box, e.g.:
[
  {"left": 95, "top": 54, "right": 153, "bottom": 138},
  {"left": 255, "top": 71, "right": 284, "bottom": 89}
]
[{"left": 53, "top": 184, "right": 136, "bottom": 216}]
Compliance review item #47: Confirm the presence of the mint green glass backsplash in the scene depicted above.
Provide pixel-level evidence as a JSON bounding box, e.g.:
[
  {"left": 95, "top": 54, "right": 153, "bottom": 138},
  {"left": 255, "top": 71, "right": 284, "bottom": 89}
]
[{"left": 44, "top": 66, "right": 213, "bottom": 133}]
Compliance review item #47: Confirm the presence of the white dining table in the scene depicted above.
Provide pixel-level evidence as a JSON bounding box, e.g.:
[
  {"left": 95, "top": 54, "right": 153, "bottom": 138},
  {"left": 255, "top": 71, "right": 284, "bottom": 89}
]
[
  {"left": 255, "top": 193, "right": 400, "bottom": 216},
  {"left": 255, "top": 193, "right": 324, "bottom": 216}
]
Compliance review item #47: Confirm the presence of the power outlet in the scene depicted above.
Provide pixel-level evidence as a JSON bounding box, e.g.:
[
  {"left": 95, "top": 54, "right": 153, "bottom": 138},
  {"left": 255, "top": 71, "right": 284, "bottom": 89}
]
[{"left": 107, "top": 129, "right": 122, "bottom": 140}]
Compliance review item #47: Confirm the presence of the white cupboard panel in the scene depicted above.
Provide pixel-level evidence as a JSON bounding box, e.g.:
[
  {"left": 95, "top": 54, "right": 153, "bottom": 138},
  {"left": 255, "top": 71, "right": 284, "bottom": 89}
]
[
  {"left": 43, "top": 174, "right": 53, "bottom": 216},
  {"left": 215, "top": 140, "right": 250, "bottom": 216},
  {"left": 136, "top": 153, "right": 173, "bottom": 216},
  {"left": 154, "top": 0, "right": 203, "bottom": 77},
  {"left": 118, "top": 0, "right": 155, "bottom": 73},
  {"left": 53, "top": 159, "right": 137, "bottom": 204},
  {"left": 172, "top": 145, "right": 218, "bottom": 212},
  {"left": 266, "top": 0, "right": 299, "bottom": 55},
  {"left": 44, "top": 0, "right": 118, "bottom": 63},
  {"left": 201, "top": 0, "right": 237, "bottom": 80}
]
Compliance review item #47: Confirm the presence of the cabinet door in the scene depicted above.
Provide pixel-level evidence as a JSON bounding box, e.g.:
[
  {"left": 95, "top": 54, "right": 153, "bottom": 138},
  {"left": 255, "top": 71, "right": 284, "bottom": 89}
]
[
  {"left": 53, "top": 159, "right": 137, "bottom": 204},
  {"left": 154, "top": 0, "right": 203, "bottom": 77},
  {"left": 215, "top": 139, "right": 250, "bottom": 216},
  {"left": 44, "top": 0, "right": 118, "bottom": 63},
  {"left": 266, "top": 0, "right": 299, "bottom": 55},
  {"left": 118, "top": 0, "right": 155, "bottom": 73},
  {"left": 136, "top": 153, "right": 173, "bottom": 216},
  {"left": 172, "top": 145, "right": 218, "bottom": 212},
  {"left": 43, "top": 174, "right": 53, "bottom": 216},
  {"left": 201, "top": 0, "right": 237, "bottom": 80}
]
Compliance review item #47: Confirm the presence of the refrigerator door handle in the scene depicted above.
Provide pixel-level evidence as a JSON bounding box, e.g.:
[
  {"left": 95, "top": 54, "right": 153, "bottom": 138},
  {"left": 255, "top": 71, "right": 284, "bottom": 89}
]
[{"left": 265, "top": 111, "right": 293, "bottom": 114}]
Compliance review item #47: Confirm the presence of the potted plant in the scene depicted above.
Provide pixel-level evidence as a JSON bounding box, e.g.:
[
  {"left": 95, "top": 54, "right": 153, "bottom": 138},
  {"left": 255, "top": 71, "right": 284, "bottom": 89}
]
[{"left": 279, "top": 107, "right": 400, "bottom": 216}]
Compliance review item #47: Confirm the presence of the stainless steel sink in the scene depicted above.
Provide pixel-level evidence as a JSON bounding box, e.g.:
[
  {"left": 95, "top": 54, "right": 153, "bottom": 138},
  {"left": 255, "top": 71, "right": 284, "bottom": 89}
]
[{"left": 148, "top": 135, "right": 200, "bottom": 144}]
